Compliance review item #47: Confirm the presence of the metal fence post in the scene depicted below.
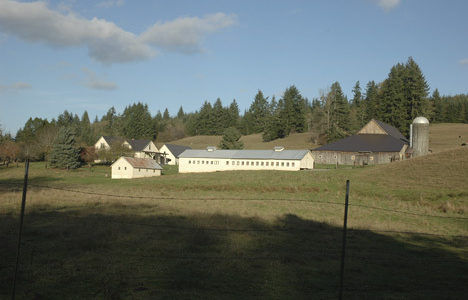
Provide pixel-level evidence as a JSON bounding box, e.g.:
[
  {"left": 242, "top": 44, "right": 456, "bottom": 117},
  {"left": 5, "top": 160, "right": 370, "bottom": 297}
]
[
  {"left": 339, "top": 180, "right": 350, "bottom": 300},
  {"left": 11, "top": 159, "right": 30, "bottom": 300}
]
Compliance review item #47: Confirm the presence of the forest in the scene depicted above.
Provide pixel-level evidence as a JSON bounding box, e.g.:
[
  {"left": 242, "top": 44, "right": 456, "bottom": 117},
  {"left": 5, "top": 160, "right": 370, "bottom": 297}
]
[{"left": 1, "top": 57, "right": 467, "bottom": 165}]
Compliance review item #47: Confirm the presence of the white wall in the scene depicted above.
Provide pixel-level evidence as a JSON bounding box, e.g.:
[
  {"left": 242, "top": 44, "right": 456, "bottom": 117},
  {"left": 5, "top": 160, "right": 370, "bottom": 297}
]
[
  {"left": 159, "top": 145, "right": 177, "bottom": 165},
  {"left": 94, "top": 136, "right": 110, "bottom": 151},
  {"left": 111, "top": 157, "right": 161, "bottom": 179},
  {"left": 179, "top": 156, "right": 313, "bottom": 173}
]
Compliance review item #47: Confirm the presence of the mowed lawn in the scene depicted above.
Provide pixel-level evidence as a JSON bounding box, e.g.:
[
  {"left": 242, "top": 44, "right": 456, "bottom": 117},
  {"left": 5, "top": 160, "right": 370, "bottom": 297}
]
[{"left": 0, "top": 149, "right": 467, "bottom": 298}]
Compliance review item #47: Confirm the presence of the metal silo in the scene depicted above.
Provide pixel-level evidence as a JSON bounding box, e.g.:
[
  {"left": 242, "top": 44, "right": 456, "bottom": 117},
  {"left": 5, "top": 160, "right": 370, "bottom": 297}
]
[{"left": 411, "top": 116, "right": 429, "bottom": 157}]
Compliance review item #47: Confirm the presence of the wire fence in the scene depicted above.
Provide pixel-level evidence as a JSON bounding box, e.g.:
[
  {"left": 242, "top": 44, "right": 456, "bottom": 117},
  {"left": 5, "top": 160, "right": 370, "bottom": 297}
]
[{"left": 1, "top": 177, "right": 467, "bottom": 299}]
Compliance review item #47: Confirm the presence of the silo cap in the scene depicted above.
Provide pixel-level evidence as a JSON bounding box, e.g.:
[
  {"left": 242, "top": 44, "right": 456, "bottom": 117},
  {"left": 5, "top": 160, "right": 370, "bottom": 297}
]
[{"left": 413, "top": 116, "right": 429, "bottom": 124}]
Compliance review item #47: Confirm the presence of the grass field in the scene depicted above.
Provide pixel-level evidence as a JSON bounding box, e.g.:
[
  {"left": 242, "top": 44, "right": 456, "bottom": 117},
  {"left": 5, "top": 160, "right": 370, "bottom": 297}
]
[{"left": 1, "top": 125, "right": 468, "bottom": 299}]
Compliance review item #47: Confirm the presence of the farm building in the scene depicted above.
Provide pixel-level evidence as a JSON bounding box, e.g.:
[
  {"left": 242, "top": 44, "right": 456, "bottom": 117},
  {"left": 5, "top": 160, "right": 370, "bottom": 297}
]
[
  {"left": 94, "top": 136, "right": 124, "bottom": 150},
  {"left": 159, "top": 144, "right": 192, "bottom": 165},
  {"left": 94, "top": 136, "right": 160, "bottom": 160},
  {"left": 123, "top": 139, "right": 159, "bottom": 159},
  {"left": 179, "top": 147, "right": 314, "bottom": 173},
  {"left": 311, "top": 119, "right": 409, "bottom": 165},
  {"left": 111, "top": 157, "right": 162, "bottom": 179}
]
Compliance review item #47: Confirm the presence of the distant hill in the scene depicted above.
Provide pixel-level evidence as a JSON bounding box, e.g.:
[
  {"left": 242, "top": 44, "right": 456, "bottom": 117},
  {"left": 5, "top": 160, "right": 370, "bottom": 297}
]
[{"left": 159, "top": 123, "right": 468, "bottom": 152}]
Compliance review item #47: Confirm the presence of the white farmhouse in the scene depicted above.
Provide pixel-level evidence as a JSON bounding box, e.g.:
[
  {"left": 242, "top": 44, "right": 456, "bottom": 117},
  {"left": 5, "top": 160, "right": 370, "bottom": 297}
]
[
  {"left": 159, "top": 144, "right": 192, "bottom": 165},
  {"left": 111, "top": 157, "right": 163, "bottom": 179},
  {"left": 123, "top": 139, "right": 159, "bottom": 159},
  {"left": 179, "top": 147, "right": 314, "bottom": 173},
  {"left": 94, "top": 136, "right": 124, "bottom": 151}
]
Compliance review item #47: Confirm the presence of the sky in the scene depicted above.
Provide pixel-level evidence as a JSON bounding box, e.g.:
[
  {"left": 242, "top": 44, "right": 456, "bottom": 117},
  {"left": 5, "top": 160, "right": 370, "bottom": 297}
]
[{"left": 0, "top": 0, "right": 467, "bottom": 135}]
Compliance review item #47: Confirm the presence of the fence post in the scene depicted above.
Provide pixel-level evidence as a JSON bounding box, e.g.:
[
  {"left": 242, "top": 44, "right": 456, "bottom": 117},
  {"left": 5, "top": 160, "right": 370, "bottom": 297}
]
[
  {"left": 339, "top": 180, "right": 350, "bottom": 300},
  {"left": 11, "top": 159, "right": 30, "bottom": 300}
]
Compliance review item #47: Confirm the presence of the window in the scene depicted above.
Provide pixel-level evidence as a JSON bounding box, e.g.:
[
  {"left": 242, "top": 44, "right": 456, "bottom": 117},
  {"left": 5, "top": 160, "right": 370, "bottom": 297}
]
[
  {"left": 197, "top": 160, "right": 200, "bottom": 164},
  {"left": 149, "top": 144, "right": 151, "bottom": 150},
  {"left": 202, "top": 160, "right": 204, "bottom": 164},
  {"left": 211, "top": 161, "right": 214, "bottom": 165},
  {"left": 370, "top": 156, "right": 374, "bottom": 161},
  {"left": 118, "top": 167, "right": 121, "bottom": 170},
  {"left": 246, "top": 161, "right": 249, "bottom": 166},
  {"left": 276, "top": 162, "right": 279, "bottom": 166},
  {"left": 237, "top": 161, "right": 240, "bottom": 166},
  {"left": 153, "top": 170, "right": 155, "bottom": 173},
  {"left": 281, "top": 162, "right": 284, "bottom": 167},
  {"left": 351, "top": 155, "right": 355, "bottom": 161},
  {"left": 100, "top": 143, "right": 105, "bottom": 149},
  {"left": 292, "top": 162, "right": 295, "bottom": 167},
  {"left": 226, "top": 161, "right": 229, "bottom": 165},
  {"left": 124, "top": 167, "right": 127, "bottom": 170},
  {"left": 256, "top": 161, "right": 259, "bottom": 166},
  {"left": 266, "top": 162, "right": 269, "bottom": 166},
  {"left": 261, "top": 162, "right": 264, "bottom": 166},
  {"left": 242, "top": 161, "right": 244, "bottom": 166},
  {"left": 189, "top": 160, "right": 191, "bottom": 164},
  {"left": 286, "top": 162, "right": 289, "bottom": 167},
  {"left": 138, "top": 168, "right": 141, "bottom": 172}
]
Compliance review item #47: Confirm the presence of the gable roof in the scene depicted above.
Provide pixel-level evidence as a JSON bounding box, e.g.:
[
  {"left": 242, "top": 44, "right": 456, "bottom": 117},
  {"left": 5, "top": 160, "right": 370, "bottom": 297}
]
[
  {"left": 163, "top": 144, "right": 192, "bottom": 158},
  {"left": 120, "top": 157, "right": 162, "bottom": 170},
  {"left": 102, "top": 136, "right": 124, "bottom": 146},
  {"left": 373, "top": 120, "right": 408, "bottom": 142},
  {"left": 126, "top": 139, "right": 152, "bottom": 152},
  {"left": 179, "top": 149, "right": 310, "bottom": 160},
  {"left": 312, "top": 134, "right": 407, "bottom": 152}
]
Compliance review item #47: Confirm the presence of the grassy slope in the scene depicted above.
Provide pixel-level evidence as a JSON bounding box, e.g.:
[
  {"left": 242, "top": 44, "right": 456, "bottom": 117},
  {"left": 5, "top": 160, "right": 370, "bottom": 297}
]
[{"left": 161, "top": 123, "right": 468, "bottom": 152}]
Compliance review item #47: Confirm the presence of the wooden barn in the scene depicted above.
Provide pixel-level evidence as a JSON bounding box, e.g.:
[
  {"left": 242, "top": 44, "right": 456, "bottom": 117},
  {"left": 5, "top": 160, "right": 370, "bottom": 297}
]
[{"left": 311, "top": 119, "right": 409, "bottom": 165}]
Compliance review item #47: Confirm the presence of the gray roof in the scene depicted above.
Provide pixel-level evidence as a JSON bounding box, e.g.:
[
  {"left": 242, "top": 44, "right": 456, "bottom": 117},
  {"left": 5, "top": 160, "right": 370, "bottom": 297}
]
[
  {"left": 312, "top": 134, "right": 407, "bottom": 152},
  {"left": 163, "top": 144, "right": 192, "bottom": 158},
  {"left": 127, "top": 139, "right": 151, "bottom": 152},
  {"left": 179, "top": 149, "right": 310, "bottom": 160},
  {"left": 122, "top": 157, "right": 162, "bottom": 170},
  {"left": 374, "top": 120, "right": 408, "bottom": 142},
  {"left": 103, "top": 136, "right": 124, "bottom": 146}
]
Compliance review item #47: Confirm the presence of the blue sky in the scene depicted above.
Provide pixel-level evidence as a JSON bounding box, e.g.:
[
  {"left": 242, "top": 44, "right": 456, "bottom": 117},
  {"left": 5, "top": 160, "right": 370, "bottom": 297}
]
[{"left": 0, "top": 0, "right": 467, "bottom": 135}]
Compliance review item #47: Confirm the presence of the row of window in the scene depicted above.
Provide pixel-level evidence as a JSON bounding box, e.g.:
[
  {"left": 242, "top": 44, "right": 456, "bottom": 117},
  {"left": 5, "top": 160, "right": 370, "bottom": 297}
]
[
  {"left": 117, "top": 166, "right": 157, "bottom": 173},
  {"left": 187, "top": 160, "right": 295, "bottom": 167}
]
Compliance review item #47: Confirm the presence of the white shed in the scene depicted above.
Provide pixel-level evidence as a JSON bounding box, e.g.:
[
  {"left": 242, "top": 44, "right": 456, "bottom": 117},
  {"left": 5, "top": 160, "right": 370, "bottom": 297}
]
[
  {"left": 159, "top": 144, "right": 192, "bottom": 165},
  {"left": 111, "top": 157, "right": 162, "bottom": 179},
  {"left": 179, "top": 147, "right": 314, "bottom": 173}
]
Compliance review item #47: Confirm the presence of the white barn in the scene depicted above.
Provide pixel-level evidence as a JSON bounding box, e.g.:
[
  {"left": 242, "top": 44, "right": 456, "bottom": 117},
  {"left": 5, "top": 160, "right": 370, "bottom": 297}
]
[
  {"left": 179, "top": 147, "right": 314, "bottom": 173},
  {"left": 159, "top": 144, "right": 192, "bottom": 165},
  {"left": 94, "top": 136, "right": 124, "bottom": 151},
  {"left": 123, "top": 139, "right": 159, "bottom": 159},
  {"left": 111, "top": 157, "right": 162, "bottom": 179}
]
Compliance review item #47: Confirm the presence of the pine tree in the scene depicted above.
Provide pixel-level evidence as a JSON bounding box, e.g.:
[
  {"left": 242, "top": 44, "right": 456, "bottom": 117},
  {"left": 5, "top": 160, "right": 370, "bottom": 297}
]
[
  {"left": 248, "top": 90, "right": 269, "bottom": 133},
  {"left": 80, "top": 111, "right": 93, "bottom": 146},
  {"left": 49, "top": 127, "right": 81, "bottom": 169},
  {"left": 380, "top": 64, "right": 408, "bottom": 134},
  {"left": 121, "top": 103, "right": 154, "bottom": 139},
  {"left": 326, "top": 82, "right": 351, "bottom": 142},
  {"left": 219, "top": 127, "right": 244, "bottom": 149},
  {"left": 364, "top": 81, "right": 380, "bottom": 122},
  {"left": 163, "top": 108, "right": 170, "bottom": 120},
  {"left": 212, "top": 98, "right": 227, "bottom": 135},
  {"left": 404, "top": 57, "right": 430, "bottom": 122},
  {"left": 227, "top": 99, "right": 240, "bottom": 128},
  {"left": 177, "top": 106, "right": 185, "bottom": 119}
]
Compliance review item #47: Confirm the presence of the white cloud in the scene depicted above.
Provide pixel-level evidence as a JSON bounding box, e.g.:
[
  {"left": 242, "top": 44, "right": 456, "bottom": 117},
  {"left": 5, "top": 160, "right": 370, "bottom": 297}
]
[
  {"left": 141, "top": 13, "right": 237, "bottom": 53},
  {"left": 375, "top": 0, "right": 401, "bottom": 12},
  {"left": 0, "top": 0, "right": 236, "bottom": 64},
  {"left": 81, "top": 68, "right": 117, "bottom": 90},
  {"left": 459, "top": 58, "right": 468, "bottom": 65},
  {"left": 0, "top": 82, "right": 32, "bottom": 93},
  {"left": 97, "top": 0, "right": 125, "bottom": 9}
]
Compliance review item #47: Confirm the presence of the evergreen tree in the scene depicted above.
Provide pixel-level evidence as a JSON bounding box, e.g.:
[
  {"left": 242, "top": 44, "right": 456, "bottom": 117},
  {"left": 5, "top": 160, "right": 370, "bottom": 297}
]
[
  {"left": 49, "top": 127, "right": 81, "bottom": 169},
  {"left": 227, "top": 99, "right": 240, "bottom": 128},
  {"left": 121, "top": 103, "right": 154, "bottom": 139},
  {"left": 248, "top": 90, "right": 269, "bottom": 133},
  {"left": 326, "top": 82, "right": 351, "bottom": 142},
  {"left": 403, "top": 57, "right": 430, "bottom": 121},
  {"left": 196, "top": 101, "right": 215, "bottom": 135},
  {"left": 364, "top": 81, "right": 380, "bottom": 121},
  {"left": 350, "top": 81, "right": 366, "bottom": 130},
  {"left": 163, "top": 108, "right": 170, "bottom": 120},
  {"left": 80, "top": 111, "right": 94, "bottom": 145},
  {"left": 263, "top": 96, "right": 287, "bottom": 141},
  {"left": 380, "top": 64, "right": 408, "bottom": 134},
  {"left": 177, "top": 106, "right": 185, "bottom": 119},
  {"left": 212, "top": 98, "right": 227, "bottom": 134},
  {"left": 219, "top": 127, "right": 244, "bottom": 149}
]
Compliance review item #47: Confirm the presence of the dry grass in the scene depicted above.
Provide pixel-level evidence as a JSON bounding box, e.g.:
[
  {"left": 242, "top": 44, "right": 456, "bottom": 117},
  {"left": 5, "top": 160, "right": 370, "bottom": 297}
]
[{"left": 429, "top": 123, "right": 468, "bottom": 153}]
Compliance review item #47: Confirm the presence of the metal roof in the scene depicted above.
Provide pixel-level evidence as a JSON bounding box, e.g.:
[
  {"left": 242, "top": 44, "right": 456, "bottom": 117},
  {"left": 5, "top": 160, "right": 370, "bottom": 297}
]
[
  {"left": 312, "top": 134, "right": 407, "bottom": 152},
  {"left": 121, "top": 157, "right": 162, "bottom": 169},
  {"left": 102, "top": 136, "right": 124, "bottom": 146},
  {"left": 179, "top": 149, "right": 310, "bottom": 160},
  {"left": 373, "top": 120, "right": 408, "bottom": 142},
  {"left": 163, "top": 144, "right": 192, "bottom": 157},
  {"left": 126, "top": 139, "right": 151, "bottom": 152}
]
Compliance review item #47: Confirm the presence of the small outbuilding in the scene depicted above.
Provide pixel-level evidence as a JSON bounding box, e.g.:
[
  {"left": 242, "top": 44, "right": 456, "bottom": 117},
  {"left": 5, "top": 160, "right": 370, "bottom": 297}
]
[
  {"left": 159, "top": 144, "right": 192, "bottom": 165},
  {"left": 111, "top": 157, "right": 162, "bottom": 179}
]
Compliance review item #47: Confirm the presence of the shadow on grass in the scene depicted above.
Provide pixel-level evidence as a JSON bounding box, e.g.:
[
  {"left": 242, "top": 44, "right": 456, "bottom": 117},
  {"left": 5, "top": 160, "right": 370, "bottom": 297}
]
[
  {"left": 0, "top": 210, "right": 467, "bottom": 299},
  {"left": 0, "top": 177, "right": 61, "bottom": 195}
]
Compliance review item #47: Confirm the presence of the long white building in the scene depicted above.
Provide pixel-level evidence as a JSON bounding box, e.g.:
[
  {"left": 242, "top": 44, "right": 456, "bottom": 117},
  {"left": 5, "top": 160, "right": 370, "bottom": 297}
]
[{"left": 178, "top": 147, "right": 314, "bottom": 173}]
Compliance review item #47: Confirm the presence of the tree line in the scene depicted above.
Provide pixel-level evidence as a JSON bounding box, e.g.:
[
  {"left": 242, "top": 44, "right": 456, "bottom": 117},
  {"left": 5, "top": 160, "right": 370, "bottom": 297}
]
[{"left": 1, "top": 57, "right": 467, "bottom": 167}]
